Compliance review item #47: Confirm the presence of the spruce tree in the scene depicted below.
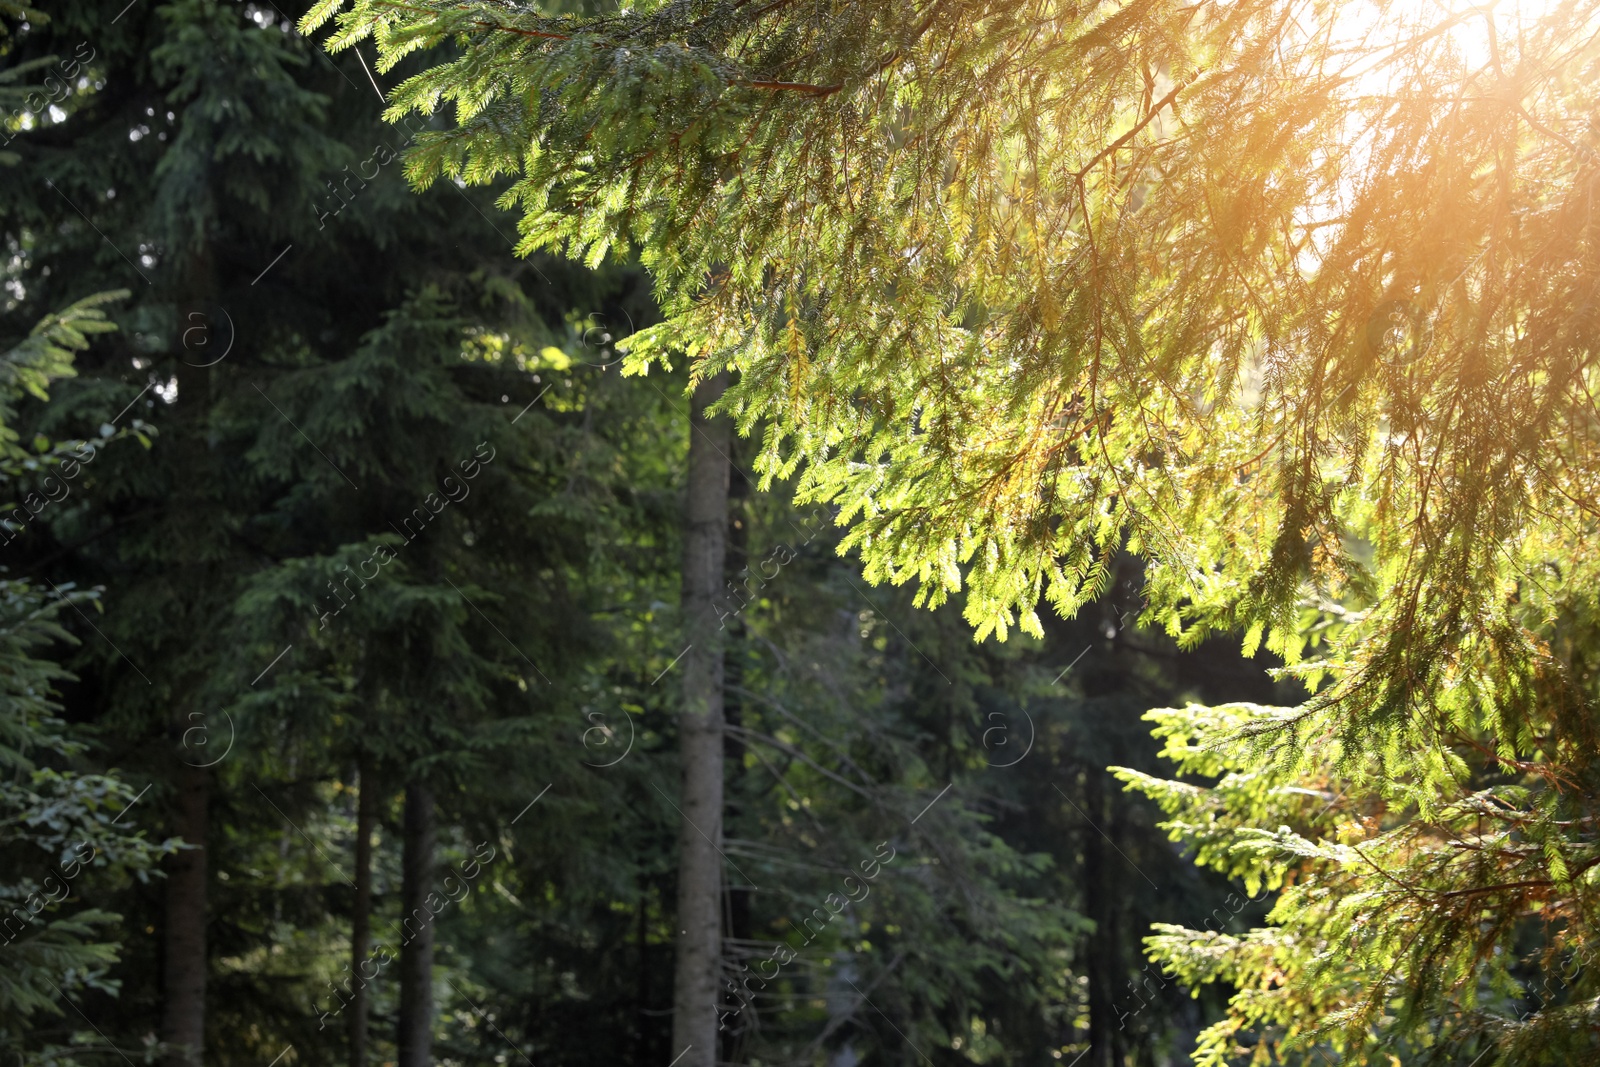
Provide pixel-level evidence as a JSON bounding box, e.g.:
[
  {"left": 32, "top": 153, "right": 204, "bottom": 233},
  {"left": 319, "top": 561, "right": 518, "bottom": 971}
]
[
  {"left": 299, "top": 0, "right": 1600, "bottom": 1060},
  {"left": 3, "top": 2, "right": 656, "bottom": 1062},
  {"left": 0, "top": 288, "right": 174, "bottom": 1060}
]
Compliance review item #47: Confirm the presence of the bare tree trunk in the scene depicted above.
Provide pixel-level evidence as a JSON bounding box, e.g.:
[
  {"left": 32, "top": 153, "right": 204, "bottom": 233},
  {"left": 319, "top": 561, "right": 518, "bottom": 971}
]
[
  {"left": 397, "top": 780, "right": 435, "bottom": 1067},
  {"left": 162, "top": 237, "right": 217, "bottom": 1067},
  {"left": 634, "top": 881, "right": 652, "bottom": 1064},
  {"left": 1081, "top": 771, "right": 1127, "bottom": 1067},
  {"left": 722, "top": 441, "right": 752, "bottom": 1067},
  {"left": 162, "top": 761, "right": 209, "bottom": 1067},
  {"left": 349, "top": 759, "right": 378, "bottom": 1067},
  {"left": 671, "top": 371, "right": 731, "bottom": 1067}
]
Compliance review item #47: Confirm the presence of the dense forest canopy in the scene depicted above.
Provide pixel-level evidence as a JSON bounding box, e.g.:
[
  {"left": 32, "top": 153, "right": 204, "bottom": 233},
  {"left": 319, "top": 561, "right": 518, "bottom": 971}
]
[{"left": 1, "top": 0, "right": 1597, "bottom": 1064}]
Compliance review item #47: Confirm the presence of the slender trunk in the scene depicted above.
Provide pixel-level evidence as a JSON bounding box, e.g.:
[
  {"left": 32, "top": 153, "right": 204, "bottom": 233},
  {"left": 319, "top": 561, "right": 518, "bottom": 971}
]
[
  {"left": 672, "top": 371, "right": 731, "bottom": 1067},
  {"left": 349, "top": 760, "right": 378, "bottom": 1067},
  {"left": 722, "top": 445, "right": 751, "bottom": 1067},
  {"left": 161, "top": 761, "right": 209, "bottom": 1067},
  {"left": 1082, "top": 771, "right": 1126, "bottom": 1067},
  {"left": 397, "top": 780, "right": 436, "bottom": 1067},
  {"left": 162, "top": 223, "right": 217, "bottom": 1067},
  {"left": 635, "top": 882, "right": 651, "bottom": 1064}
]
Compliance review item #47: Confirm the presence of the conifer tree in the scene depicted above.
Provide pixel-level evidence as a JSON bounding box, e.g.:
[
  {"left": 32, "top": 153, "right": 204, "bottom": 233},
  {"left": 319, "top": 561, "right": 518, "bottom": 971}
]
[
  {"left": 3, "top": 1, "right": 640, "bottom": 1061},
  {"left": 672, "top": 372, "right": 730, "bottom": 1067},
  {"left": 0, "top": 288, "right": 173, "bottom": 1061},
  {"left": 299, "top": 0, "right": 1600, "bottom": 1059}
]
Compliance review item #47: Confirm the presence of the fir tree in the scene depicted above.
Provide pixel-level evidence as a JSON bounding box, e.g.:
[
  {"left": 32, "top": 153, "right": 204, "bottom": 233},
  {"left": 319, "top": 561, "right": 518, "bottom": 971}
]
[
  {"left": 300, "top": 0, "right": 1600, "bottom": 1060},
  {"left": 0, "top": 290, "right": 174, "bottom": 1062},
  {"left": 3, "top": 1, "right": 647, "bottom": 1061}
]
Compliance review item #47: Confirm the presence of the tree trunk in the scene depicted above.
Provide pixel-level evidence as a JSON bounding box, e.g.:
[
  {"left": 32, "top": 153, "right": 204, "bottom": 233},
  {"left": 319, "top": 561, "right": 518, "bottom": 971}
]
[
  {"left": 1081, "top": 771, "right": 1127, "bottom": 1067},
  {"left": 162, "top": 229, "right": 217, "bottom": 1067},
  {"left": 161, "top": 761, "right": 209, "bottom": 1067},
  {"left": 722, "top": 441, "right": 752, "bottom": 1067},
  {"left": 671, "top": 371, "right": 731, "bottom": 1067},
  {"left": 349, "top": 760, "right": 378, "bottom": 1067},
  {"left": 397, "top": 780, "right": 436, "bottom": 1067},
  {"left": 634, "top": 881, "right": 652, "bottom": 1064}
]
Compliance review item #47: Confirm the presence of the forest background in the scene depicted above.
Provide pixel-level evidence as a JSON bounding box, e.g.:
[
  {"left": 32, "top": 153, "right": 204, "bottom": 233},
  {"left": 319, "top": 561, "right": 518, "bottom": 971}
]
[
  {"left": 0, "top": 2, "right": 1288, "bottom": 1066},
  {"left": 10, "top": 0, "right": 1597, "bottom": 1063}
]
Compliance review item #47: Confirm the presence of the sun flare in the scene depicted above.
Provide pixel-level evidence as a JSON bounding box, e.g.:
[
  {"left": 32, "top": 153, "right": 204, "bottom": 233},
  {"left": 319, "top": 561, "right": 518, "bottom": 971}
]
[{"left": 1323, "top": 0, "right": 1576, "bottom": 88}]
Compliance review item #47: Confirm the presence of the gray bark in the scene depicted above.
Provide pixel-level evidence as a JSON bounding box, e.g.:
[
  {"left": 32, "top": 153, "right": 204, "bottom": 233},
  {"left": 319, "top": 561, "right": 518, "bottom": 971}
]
[{"left": 671, "top": 371, "right": 731, "bottom": 1067}]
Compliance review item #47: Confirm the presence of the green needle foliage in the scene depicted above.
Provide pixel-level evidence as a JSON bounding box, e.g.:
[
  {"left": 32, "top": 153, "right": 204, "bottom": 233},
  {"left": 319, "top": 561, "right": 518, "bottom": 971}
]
[
  {"left": 0, "top": 294, "right": 119, "bottom": 462},
  {"left": 301, "top": 0, "right": 1600, "bottom": 1060},
  {"left": 0, "top": 299, "right": 173, "bottom": 1061},
  {"left": 3, "top": 2, "right": 1287, "bottom": 1063}
]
